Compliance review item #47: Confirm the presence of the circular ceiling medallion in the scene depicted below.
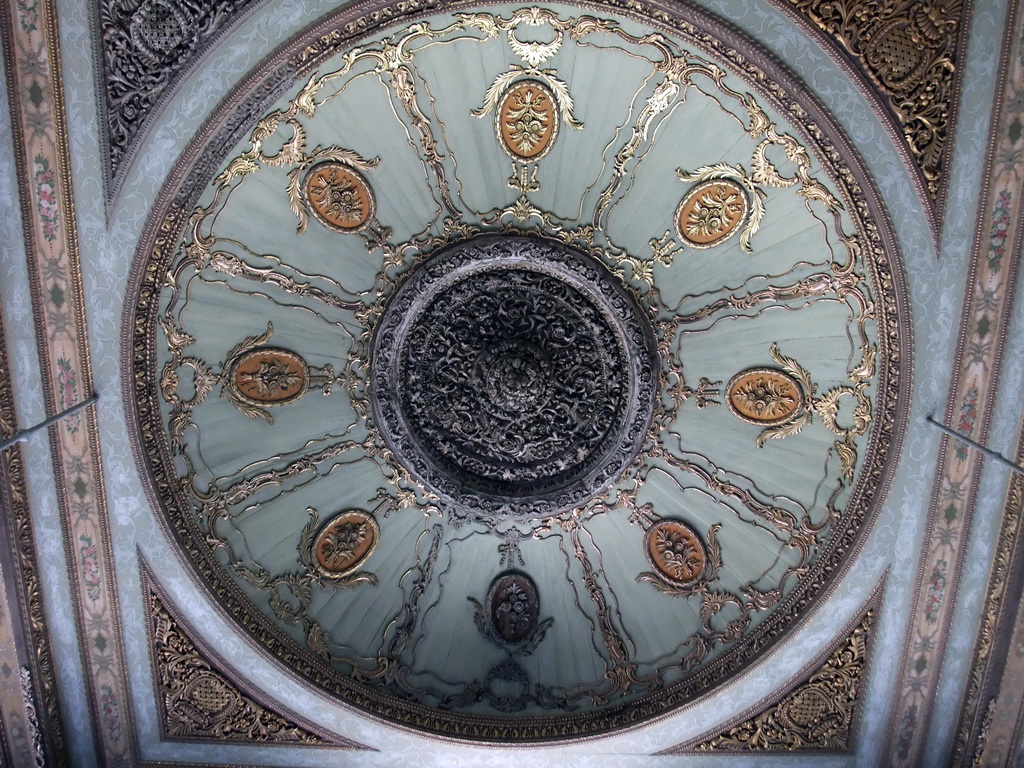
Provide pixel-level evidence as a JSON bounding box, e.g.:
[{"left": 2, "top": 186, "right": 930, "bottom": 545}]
[
  {"left": 675, "top": 179, "right": 750, "bottom": 248},
  {"left": 497, "top": 80, "right": 559, "bottom": 161},
  {"left": 371, "top": 236, "right": 656, "bottom": 519},
  {"left": 303, "top": 162, "right": 375, "bottom": 232},
  {"left": 129, "top": 1, "right": 908, "bottom": 744},
  {"left": 487, "top": 572, "right": 540, "bottom": 644},
  {"left": 228, "top": 348, "right": 309, "bottom": 406}
]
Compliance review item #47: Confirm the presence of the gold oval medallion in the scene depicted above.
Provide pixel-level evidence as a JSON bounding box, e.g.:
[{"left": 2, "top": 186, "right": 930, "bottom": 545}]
[
  {"left": 675, "top": 179, "right": 749, "bottom": 248},
  {"left": 313, "top": 510, "right": 379, "bottom": 577},
  {"left": 304, "top": 162, "right": 375, "bottom": 232},
  {"left": 229, "top": 348, "right": 309, "bottom": 406},
  {"left": 645, "top": 520, "right": 707, "bottom": 587},
  {"left": 726, "top": 368, "right": 803, "bottom": 426},
  {"left": 496, "top": 80, "right": 559, "bottom": 161}
]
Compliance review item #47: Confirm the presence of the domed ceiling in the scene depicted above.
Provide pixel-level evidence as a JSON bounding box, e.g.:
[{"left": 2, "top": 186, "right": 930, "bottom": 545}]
[{"left": 128, "top": 1, "right": 906, "bottom": 742}]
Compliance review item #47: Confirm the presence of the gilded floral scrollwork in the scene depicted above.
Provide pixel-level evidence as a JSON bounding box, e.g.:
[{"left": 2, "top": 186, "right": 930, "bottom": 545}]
[
  {"left": 638, "top": 521, "right": 723, "bottom": 596},
  {"left": 668, "top": 605, "right": 874, "bottom": 752},
  {"left": 782, "top": 0, "right": 966, "bottom": 203},
  {"left": 131, "top": 2, "right": 901, "bottom": 742},
  {"left": 676, "top": 164, "right": 766, "bottom": 252},
  {"left": 147, "top": 580, "right": 329, "bottom": 744},
  {"left": 727, "top": 343, "right": 875, "bottom": 481}
]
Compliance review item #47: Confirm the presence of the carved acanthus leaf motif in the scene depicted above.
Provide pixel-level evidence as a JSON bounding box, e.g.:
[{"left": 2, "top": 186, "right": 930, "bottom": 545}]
[
  {"left": 98, "top": 0, "right": 262, "bottom": 193},
  {"left": 677, "top": 164, "right": 765, "bottom": 252},
  {"left": 146, "top": 582, "right": 336, "bottom": 744},
  {"left": 639, "top": 523, "right": 723, "bottom": 597},
  {"left": 781, "top": 0, "right": 966, "bottom": 204},
  {"left": 668, "top": 607, "right": 874, "bottom": 752}
]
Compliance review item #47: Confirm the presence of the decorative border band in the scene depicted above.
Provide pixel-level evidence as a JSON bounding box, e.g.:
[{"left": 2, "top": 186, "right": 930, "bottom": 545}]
[
  {"left": 660, "top": 576, "right": 884, "bottom": 754},
  {"left": 2, "top": 0, "right": 136, "bottom": 761},
  {"left": 885, "top": 0, "right": 1024, "bottom": 762}
]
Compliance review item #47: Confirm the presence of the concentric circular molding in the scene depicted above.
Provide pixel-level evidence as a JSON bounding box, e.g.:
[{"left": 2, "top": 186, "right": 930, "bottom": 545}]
[
  {"left": 370, "top": 235, "right": 657, "bottom": 519},
  {"left": 126, "top": 0, "right": 910, "bottom": 743}
]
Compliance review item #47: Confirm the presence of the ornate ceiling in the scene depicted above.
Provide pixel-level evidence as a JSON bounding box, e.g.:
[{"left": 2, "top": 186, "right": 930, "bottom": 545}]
[
  {"left": 2, "top": 0, "right": 1024, "bottom": 765},
  {"left": 129, "top": 3, "right": 905, "bottom": 739}
]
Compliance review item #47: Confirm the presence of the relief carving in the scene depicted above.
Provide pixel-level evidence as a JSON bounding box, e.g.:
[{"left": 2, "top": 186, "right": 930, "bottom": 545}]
[
  {"left": 647, "top": 520, "right": 706, "bottom": 585},
  {"left": 639, "top": 520, "right": 722, "bottom": 596},
  {"left": 469, "top": 571, "right": 552, "bottom": 653},
  {"left": 676, "top": 180, "right": 750, "bottom": 249},
  {"left": 497, "top": 80, "right": 560, "bottom": 160},
  {"left": 144, "top": 575, "right": 358, "bottom": 745},
  {"left": 228, "top": 348, "right": 310, "bottom": 406},
  {"left": 312, "top": 510, "right": 380, "bottom": 577},
  {"left": 98, "top": 0, "right": 261, "bottom": 192},
  {"left": 727, "top": 344, "right": 875, "bottom": 481},
  {"left": 127, "top": 1, "right": 904, "bottom": 742},
  {"left": 780, "top": 0, "right": 968, "bottom": 204},
  {"left": 370, "top": 236, "right": 658, "bottom": 520},
  {"left": 727, "top": 368, "right": 804, "bottom": 427},
  {"left": 303, "top": 162, "right": 376, "bottom": 232},
  {"left": 666, "top": 605, "right": 874, "bottom": 752}
]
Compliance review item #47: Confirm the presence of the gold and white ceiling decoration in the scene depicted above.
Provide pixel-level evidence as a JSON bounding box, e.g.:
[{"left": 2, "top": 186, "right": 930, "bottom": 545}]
[{"left": 127, "top": 0, "right": 908, "bottom": 742}]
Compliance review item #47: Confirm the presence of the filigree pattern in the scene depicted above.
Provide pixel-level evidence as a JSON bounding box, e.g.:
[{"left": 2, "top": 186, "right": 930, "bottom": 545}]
[
  {"left": 97, "top": 0, "right": 261, "bottom": 193},
  {"left": 727, "top": 344, "right": 875, "bottom": 481},
  {"left": 371, "top": 236, "right": 658, "bottom": 519},
  {"left": 146, "top": 580, "right": 332, "bottom": 744},
  {"left": 782, "top": 0, "right": 967, "bottom": 203},
  {"left": 673, "top": 606, "right": 874, "bottom": 752}
]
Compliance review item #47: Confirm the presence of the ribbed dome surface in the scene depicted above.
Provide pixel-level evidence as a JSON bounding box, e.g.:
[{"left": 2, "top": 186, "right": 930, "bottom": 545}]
[{"left": 129, "top": 2, "right": 906, "bottom": 741}]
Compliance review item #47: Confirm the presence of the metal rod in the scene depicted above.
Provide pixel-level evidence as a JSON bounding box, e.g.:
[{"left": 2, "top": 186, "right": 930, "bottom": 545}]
[
  {"left": 925, "top": 414, "right": 1024, "bottom": 477},
  {"left": 0, "top": 393, "right": 98, "bottom": 451}
]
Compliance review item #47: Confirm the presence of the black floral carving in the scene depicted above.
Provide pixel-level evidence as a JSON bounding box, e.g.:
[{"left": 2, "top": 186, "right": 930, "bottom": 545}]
[
  {"left": 99, "top": 0, "right": 261, "bottom": 185},
  {"left": 371, "top": 236, "right": 658, "bottom": 518}
]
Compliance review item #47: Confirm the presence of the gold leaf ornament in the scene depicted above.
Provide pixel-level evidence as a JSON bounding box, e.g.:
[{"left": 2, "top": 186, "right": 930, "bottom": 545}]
[{"left": 676, "top": 164, "right": 765, "bottom": 252}]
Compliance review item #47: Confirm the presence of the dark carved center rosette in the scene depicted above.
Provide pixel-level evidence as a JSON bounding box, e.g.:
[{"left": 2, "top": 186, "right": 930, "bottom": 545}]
[{"left": 370, "top": 236, "right": 658, "bottom": 519}]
